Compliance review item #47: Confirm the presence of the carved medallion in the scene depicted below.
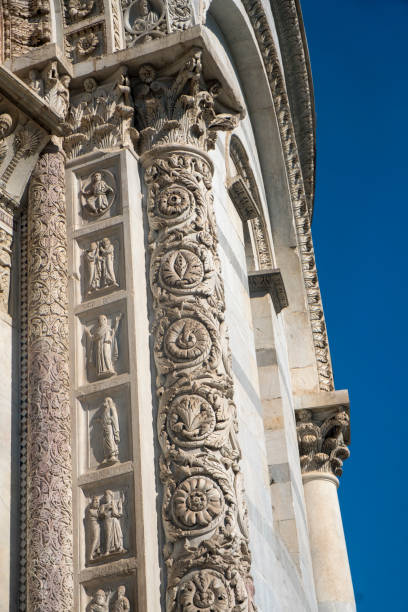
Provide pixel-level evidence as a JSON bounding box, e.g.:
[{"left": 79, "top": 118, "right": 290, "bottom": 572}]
[
  {"left": 80, "top": 170, "right": 116, "bottom": 218},
  {"left": 177, "top": 570, "right": 233, "bottom": 612},
  {"left": 171, "top": 476, "right": 224, "bottom": 533}
]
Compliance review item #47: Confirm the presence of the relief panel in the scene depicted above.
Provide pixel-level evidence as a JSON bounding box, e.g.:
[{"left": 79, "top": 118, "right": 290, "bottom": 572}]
[
  {"left": 78, "top": 384, "right": 132, "bottom": 474},
  {"left": 80, "top": 477, "right": 134, "bottom": 569},
  {"left": 73, "top": 163, "right": 121, "bottom": 225},
  {"left": 81, "top": 575, "right": 136, "bottom": 611},
  {"left": 76, "top": 225, "right": 125, "bottom": 301},
  {"left": 78, "top": 302, "right": 129, "bottom": 385}
]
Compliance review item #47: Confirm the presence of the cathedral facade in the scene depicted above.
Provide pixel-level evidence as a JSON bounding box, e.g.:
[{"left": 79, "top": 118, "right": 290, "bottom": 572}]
[{"left": 0, "top": 1, "right": 355, "bottom": 610}]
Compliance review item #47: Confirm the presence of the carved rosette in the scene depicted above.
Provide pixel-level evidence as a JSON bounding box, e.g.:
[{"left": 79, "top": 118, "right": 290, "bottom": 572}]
[
  {"left": 134, "top": 51, "right": 255, "bottom": 611},
  {"left": 26, "top": 151, "right": 73, "bottom": 610},
  {"left": 296, "top": 408, "right": 350, "bottom": 478}
]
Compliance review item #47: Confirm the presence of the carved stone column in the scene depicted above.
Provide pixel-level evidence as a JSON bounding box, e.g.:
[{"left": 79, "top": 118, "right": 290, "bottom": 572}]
[
  {"left": 133, "top": 51, "right": 255, "bottom": 611},
  {"left": 296, "top": 395, "right": 355, "bottom": 612},
  {"left": 26, "top": 148, "right": 73, "bottom": 610}
]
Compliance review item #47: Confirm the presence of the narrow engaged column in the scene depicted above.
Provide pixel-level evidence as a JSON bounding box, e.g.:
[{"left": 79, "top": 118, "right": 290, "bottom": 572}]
[
  {"left": 26, "top": 149, "right": 73, "bottom": 610},
  {"left": 134, "top": 51, "right": 256, "bottom": 610},
  {"left": 297, "top": 404, "right": 355, "bottom": 612},
  {"left": 303, "top": 473, "right": 354, "bottom": 612}
]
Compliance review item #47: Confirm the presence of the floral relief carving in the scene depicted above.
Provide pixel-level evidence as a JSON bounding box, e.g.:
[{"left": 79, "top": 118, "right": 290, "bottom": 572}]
[
  {"left": 26, "top": 151, "right": 73, "bottom": 610},
  {"left": 122, "top": 0, "right": 192, "bottom": 47},
  {"left": 66, "top": 24, "right": 104, "bottom": 63},
  {"left": 65, "top": 0, "right": 99, "bottom": 23},
  {"left": 133, "top": 49, "right": 255, "bottom": 610}
]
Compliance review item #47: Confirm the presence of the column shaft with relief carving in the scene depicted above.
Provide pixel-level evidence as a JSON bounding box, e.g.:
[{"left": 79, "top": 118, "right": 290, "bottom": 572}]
[
  {"left": 26, "top": 150, "right": 73, "bottom": 610},
  {"left": 134, "top": 51, "right": 256, "bottom": 611}
]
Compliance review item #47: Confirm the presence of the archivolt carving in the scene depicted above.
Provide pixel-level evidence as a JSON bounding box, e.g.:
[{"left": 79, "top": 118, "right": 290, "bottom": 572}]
[
  {"left": 26, "top": 151, "right": 73, "bottom": 610},
  {"left": 242, "top": 0, "right": 334, "bottom": 391},
  {"left": 122, "top": 0, "right": 192, "bottom": 47},
  {"left": 134, "top": 50, "right": 255, "bottom": 610},
  {"left": 1, "top": 0, "right": 51, "bottom": 60},
  {"left": 296, "top": 407, "right": 350, "bottom": 477},
  {"left": 63, "top": 67, "right": 138, "bottom": 158},
  {"left": 229, "top": 135, "right": 273, "bottom": 271}
]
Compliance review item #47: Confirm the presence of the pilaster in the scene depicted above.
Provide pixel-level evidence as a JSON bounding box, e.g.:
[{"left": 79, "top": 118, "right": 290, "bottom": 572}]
[{"left": 133, "top": 49, "right": 256, "bottom": 611}]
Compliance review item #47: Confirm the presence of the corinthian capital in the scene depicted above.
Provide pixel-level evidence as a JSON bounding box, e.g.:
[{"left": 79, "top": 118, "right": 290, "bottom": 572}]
[
  {"left": 296, "top": 394, "right": 350, "bottom": 478},
  {"left": 132, "top": 49, "right": 240, "bottom": 153}
]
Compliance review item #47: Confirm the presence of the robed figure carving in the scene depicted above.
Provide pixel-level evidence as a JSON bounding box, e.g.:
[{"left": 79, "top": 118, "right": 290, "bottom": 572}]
[
  {"left": 86, "top": 314, "right": 122, "bottom": 379},
  {"left": 95, "top": 397, "right": 120, "bottom": 465},
  {"left": 99, "top": 490, "right": 126, "bottom": 555}
]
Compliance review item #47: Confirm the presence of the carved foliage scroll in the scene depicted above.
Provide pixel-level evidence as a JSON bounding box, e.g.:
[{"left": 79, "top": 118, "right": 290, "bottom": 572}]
[
  {"left": 134, "top": 50, "right": 255, "bottom": 611},
  {"left": 27, "top": 151, "right": 73, "bottom": 610},
  {"left": 1, "top": 0, "right": 51, "bottom": 60}
]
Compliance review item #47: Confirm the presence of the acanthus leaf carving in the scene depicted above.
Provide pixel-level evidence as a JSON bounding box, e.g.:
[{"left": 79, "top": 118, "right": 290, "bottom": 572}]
[
  {"left": 63, "top": 67, "right": 138, "bottom": 158},
  {"left": 296, "top": 407, "right": 350, "bottom": 477}
]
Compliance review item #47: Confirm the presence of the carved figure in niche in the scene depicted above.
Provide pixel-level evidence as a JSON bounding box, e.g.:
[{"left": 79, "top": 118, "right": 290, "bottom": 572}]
[
  {"left": 85, "top": 495, "right": 101, "bottom": 561},
  {"left": 95, "top": 397, "right": 120, "bottom": 465},
  {"left": 112, "top": 586, "right": 130, "bottom": 612},
  {"left": 86, "top": 314, "right": 122, "bottom": 379},
  {"left": 123, "top": 0, "right": 163, "bottom": 44},
  {"left": 41, "top": 62, "right": 71, "bottom": 119},
  {"left": 99, "top": 489, "right": 126, "bottom": 555},
  {"left": 0, "top": 113, "right": 13, "bottom": 164},
  {"left": 88, "top": 589, "right": 109, "bottom": 612},
  {"left": 84, "top": 238, "right": 118, "bottom": 294},
  {"left": 0, "top": 229, "right": 12, "bottom": 313},
  {"left": 81, "top": 171, "right": 115, "bottom": 217}
]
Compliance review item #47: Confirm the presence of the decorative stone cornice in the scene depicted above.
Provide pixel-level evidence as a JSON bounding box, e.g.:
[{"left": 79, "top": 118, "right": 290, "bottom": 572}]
[
  {"left": 270, "top": 0, "right": 315, "bottom": 213},
  {"left": 248, "top": 268, "right": 288, "bottom": 313},
  {"left": 295, "top": 391, "right": 350, "bottom": 478},
  {"left": 242, "top": 0, "right": 334, "bottom": 392},
  {"left": 134, "top": 49, "right": 256, "bottom": 611}
]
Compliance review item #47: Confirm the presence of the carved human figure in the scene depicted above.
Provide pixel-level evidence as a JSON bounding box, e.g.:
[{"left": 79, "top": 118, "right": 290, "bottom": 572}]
[
  {"left": 99, "top": 490, "right": 126, "bottom": 555},
  {"left": 98, "top": 397, "right": 120, "bottom": 465},
  {"left": 88, "top": 589, "right": 109, "bottom": 612},
  {"left": 42, "top": 62, "right": 71, "bottom": 119},
  {"left": 27, "top": 70, "right": 44, "bottom": 96},
  {"left": 0, "top": 113, "right": 13, "bottom": 163},
  {"left": 86, "top": 314, "right": 122, "bottom": 379},
  {"left": 85, "top": 242, "right": 101, "bottom": 293},
  {"left": 85, "top": 495, "right": 101, "bottom": 561},
  {"left": 0, "top": 229, "right": 12, "bottom": 313},
  {"left": 112, "top": 585, "right": 130, "bottom": 612},
  {"left": 99, "top": 238, "right": 118, "bottom": 287},
  {"left": 81, "top": 172, "right": 114, "bottom": 216}
]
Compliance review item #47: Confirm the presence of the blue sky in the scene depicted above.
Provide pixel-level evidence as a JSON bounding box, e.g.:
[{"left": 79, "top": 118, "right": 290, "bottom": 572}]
[{"left": 301, "top": 1, "right": 408, "bottom": 610}]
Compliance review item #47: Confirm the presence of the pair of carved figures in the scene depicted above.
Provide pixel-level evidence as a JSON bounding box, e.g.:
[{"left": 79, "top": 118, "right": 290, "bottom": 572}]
[
  {"left": 89, "top": 585, "right": 130, "bottom": 612},
  {"left": 85, "top": 238, "right": 117, "bottom": 294},
  {"left": 92, "top": 397, "right": 121, "bottom": 465},
  {"left": 86, "top": 490, "right": 126, "bottom": 562},
  {"left": 86, "top": 314, "right": 122, "bottom": 379}
]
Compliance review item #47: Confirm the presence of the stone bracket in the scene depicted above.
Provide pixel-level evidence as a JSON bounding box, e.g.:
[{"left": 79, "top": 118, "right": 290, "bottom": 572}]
[{"left": 248, "top": 268, "right": 289, "bottom": 313}]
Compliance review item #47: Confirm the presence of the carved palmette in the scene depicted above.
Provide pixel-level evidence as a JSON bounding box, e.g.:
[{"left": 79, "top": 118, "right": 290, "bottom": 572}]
[{"left": 144, "top": 150, "right": 254, "bottom": 611}]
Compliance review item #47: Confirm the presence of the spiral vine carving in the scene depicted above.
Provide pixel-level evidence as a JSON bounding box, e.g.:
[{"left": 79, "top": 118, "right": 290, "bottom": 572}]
[
  {"left": 26, "top": 151, "right": 73, "bottom": 610},
  {"left": 135, "top": 50, "right": 256, "bottom": 611}
]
